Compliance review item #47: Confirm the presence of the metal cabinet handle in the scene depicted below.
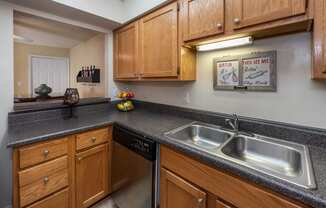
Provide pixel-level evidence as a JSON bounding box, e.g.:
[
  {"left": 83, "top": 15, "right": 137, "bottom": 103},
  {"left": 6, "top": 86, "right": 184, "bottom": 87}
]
[
  {"left": 197, "top": 198, "right": 204, "bottom": 207},
  {"left": 217, "top": 23, "right": 222, "bottom": 28},
  {"left": 43, "top": 150, "right": 49, "bottom": 157},
  {"left": 91, "top": 137, "right": 96, "bottom": 142},
  {"left": 78, "top": 157, "right": 83, "bottom": 161},
  {"left": 43, "top": 176, "right": 49, "bottom": 184},
  {"left": 234, "top": 18, "right": 240, "bottom": 24}
]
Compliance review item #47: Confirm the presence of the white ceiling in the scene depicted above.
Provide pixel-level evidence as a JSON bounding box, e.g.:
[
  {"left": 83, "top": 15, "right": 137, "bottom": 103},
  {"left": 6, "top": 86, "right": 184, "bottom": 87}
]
[
  {"left": 14, "top": 11, "right": 102, "bottom": 48},
  {"left": 4, "top": 0, "right": 121, "bottom": 30}
]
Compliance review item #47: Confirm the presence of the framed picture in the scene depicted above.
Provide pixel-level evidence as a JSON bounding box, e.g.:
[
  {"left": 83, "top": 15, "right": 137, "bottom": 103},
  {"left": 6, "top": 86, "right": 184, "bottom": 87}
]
[
  {"left": 213, "top": 51, "right": 277, "bottom": 91},
  {"left": 242, "top": 51, "right": 277, "bottom": 91},
  {"left": 213, "top": 55, "right": 241, "bottom": 90}
]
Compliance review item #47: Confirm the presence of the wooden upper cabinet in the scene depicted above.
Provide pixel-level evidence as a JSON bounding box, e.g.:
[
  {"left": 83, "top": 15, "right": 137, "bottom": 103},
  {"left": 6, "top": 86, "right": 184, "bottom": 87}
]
[
  {"left": 313, "top": 0, "right": 326, "bottom": 79},
  {"left": 160, "top": 168, "right": 207, "bottom": 208},
  {"left": 76, "top": 144, "right": 108, "bottom": 208},
  {"left": 231, "top": 0, "right": 307, "bottom": 29},
  {"left": 139, "top": 2, "right": 179, "bottom": 78},
  {"left": 114, "top": 22, "right": 139, "bottom": 79},
  {"left": 181, "top": 0, "right": 225, "bottom": 41}
]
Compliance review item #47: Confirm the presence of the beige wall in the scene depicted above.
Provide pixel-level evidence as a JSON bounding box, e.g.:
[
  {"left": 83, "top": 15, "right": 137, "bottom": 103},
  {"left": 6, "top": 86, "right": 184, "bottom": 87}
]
[
  {"left": 121, "top": 33, "right": 326, "bottom": 129},
  {"left": 14, "top": 42, "right": 70, "bottom": 97},
  {"left": 70, "top": 34, "right": 106, "bottom": 98}
]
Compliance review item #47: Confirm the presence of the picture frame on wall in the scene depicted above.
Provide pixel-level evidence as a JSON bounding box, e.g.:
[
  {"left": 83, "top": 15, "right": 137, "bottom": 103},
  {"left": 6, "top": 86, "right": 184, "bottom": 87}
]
[
  {"left": 213, "top": 55, "right": 241, "bottom": 90},
  {"left": 213, "top": 51, "right": 277, "bottom": 91}
]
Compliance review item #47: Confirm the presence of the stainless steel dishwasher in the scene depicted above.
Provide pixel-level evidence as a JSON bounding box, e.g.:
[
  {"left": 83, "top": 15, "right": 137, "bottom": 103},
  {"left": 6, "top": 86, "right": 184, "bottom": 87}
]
[{"left": 111, "top": 125, "right": 159, "bottom": 208}]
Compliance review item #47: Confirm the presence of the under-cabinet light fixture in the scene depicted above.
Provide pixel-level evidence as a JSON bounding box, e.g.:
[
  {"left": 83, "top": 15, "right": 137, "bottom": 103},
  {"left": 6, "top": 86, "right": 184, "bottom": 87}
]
[
  {"left": 196, "top": 36, "right": 253, "bottom": 52},
  {"left": 13, "top": 35, "right": 33, "bottom": 43}
]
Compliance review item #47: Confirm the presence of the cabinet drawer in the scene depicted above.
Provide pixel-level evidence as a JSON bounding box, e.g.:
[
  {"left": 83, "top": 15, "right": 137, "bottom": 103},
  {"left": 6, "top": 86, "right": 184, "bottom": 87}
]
[
  {"left": 19, "top": 156, "right": 68, "bottom": 207},
  {"left": 19, "top": 138, "right": 68, "bottom": 169},
  {"left": 26, "top": 188, "right": 69, "bottom": 208},
  {"left": 76, "top": 127, "right": 110, "bottom": 151}
]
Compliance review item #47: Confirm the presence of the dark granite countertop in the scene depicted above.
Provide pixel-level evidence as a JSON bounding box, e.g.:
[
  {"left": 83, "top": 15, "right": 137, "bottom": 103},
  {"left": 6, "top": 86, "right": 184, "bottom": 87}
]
[{"left": 5, "top": 107, "right": 326, "bottom": 208}]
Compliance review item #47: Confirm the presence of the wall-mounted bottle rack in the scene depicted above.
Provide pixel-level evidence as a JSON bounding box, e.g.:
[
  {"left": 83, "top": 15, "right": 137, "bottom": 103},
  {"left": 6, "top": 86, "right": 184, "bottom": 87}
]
[{"left": 76, "top": 65, "right": 100, "bottom": 83}]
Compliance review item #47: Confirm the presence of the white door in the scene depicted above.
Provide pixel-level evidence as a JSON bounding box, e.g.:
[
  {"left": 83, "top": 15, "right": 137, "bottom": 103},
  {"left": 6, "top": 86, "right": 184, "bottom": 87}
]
[{"left": 31, "top": 56, "right": 69, "bottom": 96}]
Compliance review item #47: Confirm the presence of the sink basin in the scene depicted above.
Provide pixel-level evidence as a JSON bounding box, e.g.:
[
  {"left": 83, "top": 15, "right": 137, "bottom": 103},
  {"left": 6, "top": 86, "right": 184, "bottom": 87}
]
[
  {"left": 164, "top": 122, "right": 234, "bottom": 153},
  {"left": 165, "top": 121, "right": 316, "bottom": 189},
  {"left": 221, "top": 135, "right": 302, "bottom": 177},
  {"left": 220, "top": 135, "right": 316, "bottom": 189}
]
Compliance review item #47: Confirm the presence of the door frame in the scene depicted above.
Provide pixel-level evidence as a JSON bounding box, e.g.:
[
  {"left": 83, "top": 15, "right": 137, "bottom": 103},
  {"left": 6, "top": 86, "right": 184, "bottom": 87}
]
[{"left": 28, "top": 55, "right": 70, "bottom": 96}]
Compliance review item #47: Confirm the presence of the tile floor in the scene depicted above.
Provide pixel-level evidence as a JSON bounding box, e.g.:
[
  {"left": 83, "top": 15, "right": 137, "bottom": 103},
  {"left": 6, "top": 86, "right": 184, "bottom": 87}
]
[{"left": 92, "top": 197, "right": 117, "bottom": 208}]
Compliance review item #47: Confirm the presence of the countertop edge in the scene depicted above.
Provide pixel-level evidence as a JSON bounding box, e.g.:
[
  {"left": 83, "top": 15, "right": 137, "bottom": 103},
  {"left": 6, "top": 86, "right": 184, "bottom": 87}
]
[
  {"left": 6, "top": 119, "right": 326, "bottom": 208},
  {"left": 6, "top": 121, "right": 114, "bottom": 147}
]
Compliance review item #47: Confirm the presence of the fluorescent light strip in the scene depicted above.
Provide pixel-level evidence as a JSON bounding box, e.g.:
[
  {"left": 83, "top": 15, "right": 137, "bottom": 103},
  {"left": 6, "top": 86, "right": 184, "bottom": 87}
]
[
  {"left": 197, "top": 36, "right": 253, "bottom": 52},
  {"left": 13, "top": 35, "right": 34, "bottom": 43}
]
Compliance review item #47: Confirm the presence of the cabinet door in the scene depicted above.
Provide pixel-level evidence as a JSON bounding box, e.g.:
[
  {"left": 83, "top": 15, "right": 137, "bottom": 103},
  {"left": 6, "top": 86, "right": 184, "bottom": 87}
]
[
  {"left": 114, "top": 22, "right": 139, "bottom": 79},
  {"left": 76, "top": 144, "right": 108, "bottom": 208},
  {"left": 139, "top": 2, "right": 178, "bottom": 78},
  {"left": 215, "top": 199, "right": 233, "bottom": 208},
  {"left": 313, "top": 0, "right": 326, "bottom": 79},
  {"left": 160, "top": 168, "right": 207, "bottom": 208},
  {"left": 231, "top": 0, "right": 306, "bottom": 29},
  {"left": 182, "top": 0, "right": 224, "bottom": 41}
]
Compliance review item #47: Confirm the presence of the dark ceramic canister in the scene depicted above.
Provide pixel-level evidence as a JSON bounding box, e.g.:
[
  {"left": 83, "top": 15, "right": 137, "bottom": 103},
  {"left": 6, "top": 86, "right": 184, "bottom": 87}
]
[{"left": 34, "top": 84, "right": 52, "bottom": 98}]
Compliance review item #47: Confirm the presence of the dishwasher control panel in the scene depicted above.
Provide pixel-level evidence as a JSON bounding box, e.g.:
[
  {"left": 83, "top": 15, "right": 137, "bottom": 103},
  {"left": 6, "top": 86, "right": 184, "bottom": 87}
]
[
  {"left": 131, "top": 139, "right": 151, "bottom": 153},
  {"left": 113, "top": 125, "right": 156, "bottom": 161}
]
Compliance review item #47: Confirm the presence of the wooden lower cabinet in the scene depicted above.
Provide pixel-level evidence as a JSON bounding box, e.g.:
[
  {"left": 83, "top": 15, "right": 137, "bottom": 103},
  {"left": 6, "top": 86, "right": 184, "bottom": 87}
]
[
  {"left": 26, "top": 188, "right": 69, "bottom": 208},
  {"left": 160, "top": 168, "right": 207, "bottom": 208},
  {"left": 76, "top": 144, "right": 109, "bottom": 208},
  {"left": 13, "top": 126, "right": 112, "bottom": 208},
  {"left": 215, "top": 199, "right": 233, "bottom": 208},
  {"left": 160, "top": 145, "right": 309, "bottom": 208}
]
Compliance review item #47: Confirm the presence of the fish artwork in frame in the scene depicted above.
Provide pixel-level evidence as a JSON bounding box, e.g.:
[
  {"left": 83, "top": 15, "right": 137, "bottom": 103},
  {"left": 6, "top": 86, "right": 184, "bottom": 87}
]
[{"left": 213, "top": 51, "right": 277, "bottom": 91}]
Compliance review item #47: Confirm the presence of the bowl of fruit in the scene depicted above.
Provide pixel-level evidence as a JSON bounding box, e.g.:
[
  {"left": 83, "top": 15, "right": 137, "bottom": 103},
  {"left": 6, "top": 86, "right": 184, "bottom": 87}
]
[{"left": 116, "top": 91, "right": 135, "bottom": 112}]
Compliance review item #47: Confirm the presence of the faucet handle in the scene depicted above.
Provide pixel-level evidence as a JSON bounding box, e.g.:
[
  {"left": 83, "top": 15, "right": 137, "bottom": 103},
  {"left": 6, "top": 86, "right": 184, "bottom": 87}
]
[{"left": 225, "top": 118, "right": 231, "bottom": 125}]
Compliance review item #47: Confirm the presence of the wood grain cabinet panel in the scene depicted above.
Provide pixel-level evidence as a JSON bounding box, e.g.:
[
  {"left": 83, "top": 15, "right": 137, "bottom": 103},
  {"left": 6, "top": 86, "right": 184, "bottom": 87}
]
[
  {"left": 76, "top": 127, "right": 110, "bottom": 151},
  {"left": 139, "top": 2, "right": 179, "bottom": 78},
  {"left": 313, "top": 0, "right": 326, "bottom": 79},
  {"left": 19, "top": 157, "right": 68, "bottom": 207},
  {"left": 215, "top": 199, "right": 233, "bottom": 208},
  {"left": 114, "top": 22, "right": 139, "bottom": 79},
  {"left": 26, "top": 188, "right": 69, "bottom": 208},
  {"left": 19, "top": 137, "right": 68, "bottom": 169},
  {"left": 160, "top": 168, "right": 207, "bottom": 208},
  {"left": 181, "top": 0, "right": 225, "bottom": 41},
  {"left": 231, "top": 0, "right": 306, "bottom": 29},
  {"left": 13, "top": 127, "right": 113, "bottom": 208},
  {"left": 161, "top": 146, "right": 307, "bottom": 208},
  {"left": 76, "top": 143, "right": 109, "bottom": 208}
]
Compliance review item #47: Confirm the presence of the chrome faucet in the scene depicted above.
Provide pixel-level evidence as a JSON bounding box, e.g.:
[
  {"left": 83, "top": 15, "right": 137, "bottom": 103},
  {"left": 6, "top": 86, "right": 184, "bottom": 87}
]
[{"left": 225, "top": 114, "right": 239, "bottom": 133}]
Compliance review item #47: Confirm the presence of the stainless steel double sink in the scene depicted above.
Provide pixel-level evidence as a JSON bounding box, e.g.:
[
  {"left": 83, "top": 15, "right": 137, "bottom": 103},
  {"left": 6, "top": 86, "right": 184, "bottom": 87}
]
[{"left": 164, "top": 122, "right": 316, "bottom": 189}]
